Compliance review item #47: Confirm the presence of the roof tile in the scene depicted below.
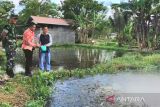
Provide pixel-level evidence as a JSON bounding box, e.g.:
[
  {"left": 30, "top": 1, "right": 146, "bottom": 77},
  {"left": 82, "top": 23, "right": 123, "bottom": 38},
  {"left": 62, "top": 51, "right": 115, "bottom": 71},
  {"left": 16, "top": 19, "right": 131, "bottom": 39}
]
[{"left": 31, "top": 16, "right": 70, "bottom": 26}]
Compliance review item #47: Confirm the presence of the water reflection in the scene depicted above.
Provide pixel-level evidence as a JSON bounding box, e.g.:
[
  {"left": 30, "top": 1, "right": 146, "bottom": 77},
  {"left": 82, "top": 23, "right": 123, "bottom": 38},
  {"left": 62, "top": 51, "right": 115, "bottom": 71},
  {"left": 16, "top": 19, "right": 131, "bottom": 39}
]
[{"left": 15, "top": 47, "right": 120, "bottom": 70}]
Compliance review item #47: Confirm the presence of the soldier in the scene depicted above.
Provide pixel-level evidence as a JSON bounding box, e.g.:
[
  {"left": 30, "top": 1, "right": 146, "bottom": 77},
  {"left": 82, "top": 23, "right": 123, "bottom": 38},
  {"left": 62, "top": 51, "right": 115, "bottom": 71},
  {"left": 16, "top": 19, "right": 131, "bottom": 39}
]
[{"left": 1, "top": 14, "right": 18, "bottom": 78}]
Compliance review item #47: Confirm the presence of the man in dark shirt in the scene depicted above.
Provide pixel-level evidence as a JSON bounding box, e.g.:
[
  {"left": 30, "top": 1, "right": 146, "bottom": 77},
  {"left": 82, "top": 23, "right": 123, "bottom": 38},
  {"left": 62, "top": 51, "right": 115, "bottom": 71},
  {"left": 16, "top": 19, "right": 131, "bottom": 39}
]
[{"left": 38, "top": 26, "right": 52, "bottom": 71}]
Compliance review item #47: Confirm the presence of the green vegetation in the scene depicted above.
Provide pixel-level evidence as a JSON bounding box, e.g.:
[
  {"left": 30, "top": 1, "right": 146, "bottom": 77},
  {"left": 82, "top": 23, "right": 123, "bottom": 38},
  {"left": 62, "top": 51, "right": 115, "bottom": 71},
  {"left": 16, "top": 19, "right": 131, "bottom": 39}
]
[
  {"left": 15, "top": 38, "right": 129, "bottom": 51},
  {"left": 61, "top": 0, "right": 107, "bottom": 43},
  {"left": 53, "top": 39, "right": 130, "bottom": 51},
  {"left": 0, "top": 1, "right": 14, "bottom": 32},
  {"left": 106, "top": 53, "right": 160, "bottom": 72},
  {"left": 110, "top": 0, "right": 160, "bottom": 49},
  {"left": 0, "top": 103, "right": 12, "bottom": 107},
  {"left": 1, "top": 0, "right": 160, "bottom": 50},
  {"left": 53, "top": 44, "right": 129, "bottom": 51},
  {"left": 1, "top": 0, "right": 160, "bottom": 106},
  {"left": 0, "top": 50, "right": 5, "bottom": 74}
]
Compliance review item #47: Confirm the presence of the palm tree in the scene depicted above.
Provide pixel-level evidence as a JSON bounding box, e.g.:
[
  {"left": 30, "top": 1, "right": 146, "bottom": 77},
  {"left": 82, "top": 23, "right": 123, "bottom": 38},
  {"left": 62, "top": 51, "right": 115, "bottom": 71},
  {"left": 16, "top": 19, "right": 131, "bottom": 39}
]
[
  {"left": 111, "top": 0, "right": 160, "bottom": 49},
  {"left": 110, "top": 3, "right": 127, "bottom": 46}
]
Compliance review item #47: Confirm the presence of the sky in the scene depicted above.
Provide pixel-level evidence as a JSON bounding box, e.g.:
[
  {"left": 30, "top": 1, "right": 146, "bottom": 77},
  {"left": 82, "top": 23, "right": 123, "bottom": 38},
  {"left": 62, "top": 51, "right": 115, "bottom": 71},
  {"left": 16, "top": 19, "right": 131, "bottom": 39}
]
[
  {"left": 51, "top": 0, "right": 128, "bottom": 5},
  {"left": 10, "top": 0, "right": 128, "bottom": 16}
]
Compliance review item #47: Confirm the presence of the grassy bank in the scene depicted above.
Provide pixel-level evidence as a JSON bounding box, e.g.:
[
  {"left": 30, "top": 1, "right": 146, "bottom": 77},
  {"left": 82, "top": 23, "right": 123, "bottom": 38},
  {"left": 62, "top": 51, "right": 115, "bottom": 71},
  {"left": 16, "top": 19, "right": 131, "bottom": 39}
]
[{"left": 53, "top": 43, "right": 130, "bottom": 51}]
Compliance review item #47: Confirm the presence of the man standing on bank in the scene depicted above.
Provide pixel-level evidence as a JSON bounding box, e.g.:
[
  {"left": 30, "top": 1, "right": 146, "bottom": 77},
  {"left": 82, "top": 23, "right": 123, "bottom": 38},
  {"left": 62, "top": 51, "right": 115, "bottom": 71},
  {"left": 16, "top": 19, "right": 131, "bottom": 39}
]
[
  {"left": 22, "top": 22, "right": 40, "bottom": 76},
  {"left": 1, "top": 14, "right": 18, "bottom": 78},
  {"left": 38, "top": 26, "right": 52, "bottom": 71}
]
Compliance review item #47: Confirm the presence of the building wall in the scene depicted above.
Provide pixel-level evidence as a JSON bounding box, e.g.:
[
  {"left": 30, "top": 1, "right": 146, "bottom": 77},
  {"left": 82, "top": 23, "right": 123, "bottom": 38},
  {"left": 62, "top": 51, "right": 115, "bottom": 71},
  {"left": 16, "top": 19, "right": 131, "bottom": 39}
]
[{"left": 35, "top": 25, "right": 75, "bottom": 44}]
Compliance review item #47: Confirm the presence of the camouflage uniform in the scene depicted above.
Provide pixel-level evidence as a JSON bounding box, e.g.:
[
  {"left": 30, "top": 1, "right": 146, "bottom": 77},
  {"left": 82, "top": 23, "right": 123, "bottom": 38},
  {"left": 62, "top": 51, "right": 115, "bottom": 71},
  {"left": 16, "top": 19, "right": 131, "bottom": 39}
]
[{"left": 2, "top": 24, "right": 17, "bottom": 77}]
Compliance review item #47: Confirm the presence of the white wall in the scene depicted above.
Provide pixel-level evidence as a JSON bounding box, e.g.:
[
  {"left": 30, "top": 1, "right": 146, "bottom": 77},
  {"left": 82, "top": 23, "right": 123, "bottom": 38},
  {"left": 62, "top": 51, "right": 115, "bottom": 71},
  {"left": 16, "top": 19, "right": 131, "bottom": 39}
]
[{"left": 35, "top": 26, "right": 75, "bottom": 45}]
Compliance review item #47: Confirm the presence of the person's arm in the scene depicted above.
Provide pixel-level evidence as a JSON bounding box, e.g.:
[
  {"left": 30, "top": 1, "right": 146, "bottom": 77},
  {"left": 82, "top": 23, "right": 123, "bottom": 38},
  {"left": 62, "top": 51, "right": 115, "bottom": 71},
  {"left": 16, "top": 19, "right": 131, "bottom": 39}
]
[
  {"left": 36, "top": 34, "right": 41, "bottom": 44},
  {"left": 45, "top": 34, "right": 52, "bottom": 47}
]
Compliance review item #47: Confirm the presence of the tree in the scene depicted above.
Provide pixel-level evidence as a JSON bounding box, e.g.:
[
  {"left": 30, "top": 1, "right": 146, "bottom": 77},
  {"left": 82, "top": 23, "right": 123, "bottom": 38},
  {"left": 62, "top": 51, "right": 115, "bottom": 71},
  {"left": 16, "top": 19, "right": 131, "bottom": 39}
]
[
  {"left": 123, "top": 21, "right": 134, "bottom": 48},
  {"left": 111, "top": 0, "right": 160, "bottom": 49},
  {"left": 149, "top": 0, "right": 160, "bottom": 49},
  {"left": 61, "top": 0, "right": 107, "bottom": 43},
  {"left": 19, "top": 0, "right": 59, "bottom": 24},
  {"left": 15, "top": 0, "right": 60, "bottom": 34},
  {"left": 110, "top": 4, "right": 127, "bottom": 47},
  {"left": 0, "top": 1, "right": 15, "bottom": 33}
]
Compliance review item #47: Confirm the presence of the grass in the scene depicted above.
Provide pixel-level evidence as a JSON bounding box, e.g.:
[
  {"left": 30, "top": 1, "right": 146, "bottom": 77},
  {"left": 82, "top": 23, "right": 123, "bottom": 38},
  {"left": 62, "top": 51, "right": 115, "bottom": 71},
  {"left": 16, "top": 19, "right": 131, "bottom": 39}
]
[
  {"left": 53, "top": 43, "right": 129, "bottom": 51},
  {"left": 0, "top": 50, "right": 5, "bottom": 74},
  {"left": 16, "top": 39, "right": 129, "bottom": 51},
  {"left": 106, "top": 53, "right": 160, "bottom": 71},
  {"left": 0, "top": 103, "right": 12, "bottom": 107},
  {"left": 0, "top": 80, "right": 30, "bottom": 107},
  {"left": 1, "top": 43, "right": 160, "bottom": 106}
]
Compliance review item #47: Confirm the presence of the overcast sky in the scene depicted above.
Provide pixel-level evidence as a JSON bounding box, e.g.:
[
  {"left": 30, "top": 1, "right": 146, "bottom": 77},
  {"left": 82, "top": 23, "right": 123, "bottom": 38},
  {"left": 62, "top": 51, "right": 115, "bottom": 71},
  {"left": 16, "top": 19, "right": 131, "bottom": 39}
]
[
  {"left": 51, "top": 0, "right": 128, "bottom": 5},
  {"left": 10, "top": 0, "right": 128, "bottom": 16},
  {"left": 10, "top": 0, "right": 127, "bottom": 6}
]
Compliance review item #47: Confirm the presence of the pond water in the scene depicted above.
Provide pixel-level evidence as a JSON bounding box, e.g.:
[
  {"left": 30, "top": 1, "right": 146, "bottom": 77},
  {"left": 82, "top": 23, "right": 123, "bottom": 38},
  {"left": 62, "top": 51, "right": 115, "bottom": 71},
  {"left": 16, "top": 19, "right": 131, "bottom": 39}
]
[
  {"left": 47, "top": 71, "right": 160, "bottom": 107},
  {"left": 14, "top": 47, "right": 124, "bottom": 72}
]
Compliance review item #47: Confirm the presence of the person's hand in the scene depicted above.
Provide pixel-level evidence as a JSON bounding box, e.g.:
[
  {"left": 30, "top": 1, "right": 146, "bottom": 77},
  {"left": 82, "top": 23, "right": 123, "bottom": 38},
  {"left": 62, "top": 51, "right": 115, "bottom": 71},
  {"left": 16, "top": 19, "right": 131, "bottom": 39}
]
[{"left": 36, "top": 44, "right": 41, "bottom": 47}]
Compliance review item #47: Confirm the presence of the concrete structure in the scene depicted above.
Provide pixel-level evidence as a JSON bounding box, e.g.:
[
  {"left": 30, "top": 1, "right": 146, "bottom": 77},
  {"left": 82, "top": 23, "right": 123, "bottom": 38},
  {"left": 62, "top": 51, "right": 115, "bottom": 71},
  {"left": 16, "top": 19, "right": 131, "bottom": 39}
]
[{"left": 27, "top": 16, "right": 75, "bottom": 44}]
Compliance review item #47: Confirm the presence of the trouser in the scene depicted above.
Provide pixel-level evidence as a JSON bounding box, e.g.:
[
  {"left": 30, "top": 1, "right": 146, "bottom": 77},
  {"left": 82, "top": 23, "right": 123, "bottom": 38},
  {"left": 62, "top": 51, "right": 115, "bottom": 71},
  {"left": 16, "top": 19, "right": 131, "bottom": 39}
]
[
  {"left": 23, "top": 49, "right": 33, "bottom": 75},
  {"left": 5, "top": 48, "right": 16, "bottom": 77},
  {"left": 39, "top": 49, "right": 51, "bottom": 71}
]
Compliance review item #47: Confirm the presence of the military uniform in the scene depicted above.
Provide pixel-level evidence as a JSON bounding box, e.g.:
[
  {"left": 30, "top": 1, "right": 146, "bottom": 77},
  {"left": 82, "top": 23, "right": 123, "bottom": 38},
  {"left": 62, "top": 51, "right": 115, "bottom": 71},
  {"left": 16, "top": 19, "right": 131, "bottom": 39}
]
[{"left": 2, "top": 24, "right": 17, "bottom": 77}]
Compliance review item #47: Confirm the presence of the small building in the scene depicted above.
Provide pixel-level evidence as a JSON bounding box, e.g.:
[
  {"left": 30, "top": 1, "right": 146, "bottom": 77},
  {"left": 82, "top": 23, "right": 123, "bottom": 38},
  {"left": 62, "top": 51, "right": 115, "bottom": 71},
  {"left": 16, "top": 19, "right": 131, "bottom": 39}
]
[{"left": 27, "top": 16, "right": 75, "bottom": 44}]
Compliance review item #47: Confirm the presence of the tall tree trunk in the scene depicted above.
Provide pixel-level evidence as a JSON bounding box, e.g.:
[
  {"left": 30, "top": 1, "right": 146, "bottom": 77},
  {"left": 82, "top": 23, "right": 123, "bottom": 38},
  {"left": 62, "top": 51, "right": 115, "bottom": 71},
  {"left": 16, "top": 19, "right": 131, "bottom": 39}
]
[
  {"left": 136, "top": 19, "right": 141, "bottom": 49},
  {"left": 153, "top": 15, "right": 158, "bottom": 49},
  {"left": 142, "top": 20, "right": 146, "bottom": 48}
]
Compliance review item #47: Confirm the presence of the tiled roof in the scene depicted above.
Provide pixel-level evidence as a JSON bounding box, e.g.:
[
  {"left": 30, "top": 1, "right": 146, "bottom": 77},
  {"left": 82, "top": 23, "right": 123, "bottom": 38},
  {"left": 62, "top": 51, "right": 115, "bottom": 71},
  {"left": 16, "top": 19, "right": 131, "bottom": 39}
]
[{"left": 30, "top": 16, "right": 71, "bottom": 26}]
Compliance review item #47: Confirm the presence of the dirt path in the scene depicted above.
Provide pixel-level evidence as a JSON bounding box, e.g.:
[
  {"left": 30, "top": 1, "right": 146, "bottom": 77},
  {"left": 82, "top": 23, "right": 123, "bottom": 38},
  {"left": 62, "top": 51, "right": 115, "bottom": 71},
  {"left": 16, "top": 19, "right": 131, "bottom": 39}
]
[{"left": 0, "top": 81, "right": 30, "bottom": 107}]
